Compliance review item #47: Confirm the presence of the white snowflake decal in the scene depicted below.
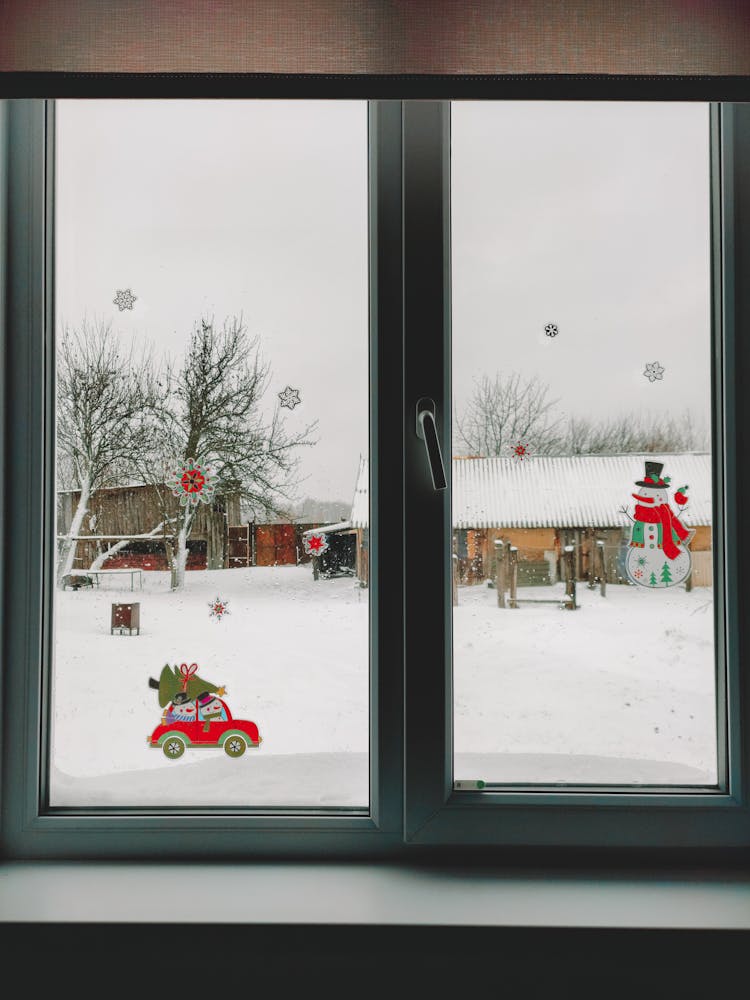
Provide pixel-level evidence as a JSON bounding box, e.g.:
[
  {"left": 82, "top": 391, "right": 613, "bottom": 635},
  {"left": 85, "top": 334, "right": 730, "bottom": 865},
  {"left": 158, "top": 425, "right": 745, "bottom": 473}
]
[
  {"left": 113, "top": 288, "right": 137, "bottom": 311},
  {"left": 278, "top": 386, "right": 301, "bottom": 410},
  {"left": 643, "top": 361, "right": 665, "bottom": 382},
  {"left": 544, "top": 323, "right": 559, "bottom": 337}
]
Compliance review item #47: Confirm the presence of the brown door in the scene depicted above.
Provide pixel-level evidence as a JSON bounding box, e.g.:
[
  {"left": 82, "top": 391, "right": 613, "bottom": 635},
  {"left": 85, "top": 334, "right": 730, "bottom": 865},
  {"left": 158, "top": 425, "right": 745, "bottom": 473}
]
[
  {"left": 275, "top": 524, "right": 297, "bottom": 565},
  {"left": 255, "top": 525, "right": 278, "bottom": 566},
  {"left": 227, "top": 525, "right": 250, "bottom": 567}
]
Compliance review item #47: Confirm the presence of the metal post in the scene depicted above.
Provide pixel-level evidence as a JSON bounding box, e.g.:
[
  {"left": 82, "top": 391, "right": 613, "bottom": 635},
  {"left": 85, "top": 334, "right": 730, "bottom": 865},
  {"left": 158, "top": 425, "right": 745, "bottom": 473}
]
[{"left": 597, "top": 539, "right": 606, "bottom": 597}]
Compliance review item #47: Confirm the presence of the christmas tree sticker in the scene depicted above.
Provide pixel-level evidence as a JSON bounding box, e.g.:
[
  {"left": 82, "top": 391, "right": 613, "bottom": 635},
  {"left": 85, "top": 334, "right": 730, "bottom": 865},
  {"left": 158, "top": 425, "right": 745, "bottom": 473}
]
[
  {"left": 660, "top": 561, "right": 673, "bottom": 585},
  {"left": 649, "top": 571, "right": 658, "bottom": 586},
  {"left": 148, "top": 662, "right": 225, "bottom": 707}
]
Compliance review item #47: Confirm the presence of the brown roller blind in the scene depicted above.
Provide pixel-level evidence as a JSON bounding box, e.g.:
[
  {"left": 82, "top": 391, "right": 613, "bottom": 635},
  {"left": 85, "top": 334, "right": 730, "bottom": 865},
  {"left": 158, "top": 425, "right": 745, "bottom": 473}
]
[{"left": 1, "top": 0, "right": 749, "bottom": 76}]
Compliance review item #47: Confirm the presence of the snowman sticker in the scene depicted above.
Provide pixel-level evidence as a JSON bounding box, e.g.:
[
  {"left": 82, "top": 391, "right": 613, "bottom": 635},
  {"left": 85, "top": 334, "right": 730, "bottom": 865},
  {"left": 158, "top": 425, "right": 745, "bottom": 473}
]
[{"left": 620, "top": 460, "right": 694, "bottom": 588}]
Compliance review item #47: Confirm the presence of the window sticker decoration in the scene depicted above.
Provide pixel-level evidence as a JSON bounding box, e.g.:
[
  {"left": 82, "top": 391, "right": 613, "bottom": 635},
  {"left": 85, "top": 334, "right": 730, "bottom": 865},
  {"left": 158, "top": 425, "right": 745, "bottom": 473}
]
[
  {"left": 303, "top": 531, "right": 329, "bottom": 556},
  {"left": 148, "top": 662, "right": 226, "bottom": 707},
  {"left": 511, "top": 442, "right": 529, "bottom": 460},
  {"left": 278, "top": 386, "right": 302, "bottom": 410},
  {"left": 643, "top": 361, "right": 665, "bottom": 382},
  {"left": 544, "top": 323, "right": 559, "bottom": 337},
  {"left": 208, "top": 596, "right": 230, "bottom": 621},
  {"left": 146, "top": 662, "right": 262, "bottom": 758},
  {"left": 113, "top": 288, "right": 137, "bottom": 311},
  {"left": 620, "top": 460, "right": 693, "bottom": 588},
  {"left": 167, "top": 457, "right": 215, "bottom": 507}
]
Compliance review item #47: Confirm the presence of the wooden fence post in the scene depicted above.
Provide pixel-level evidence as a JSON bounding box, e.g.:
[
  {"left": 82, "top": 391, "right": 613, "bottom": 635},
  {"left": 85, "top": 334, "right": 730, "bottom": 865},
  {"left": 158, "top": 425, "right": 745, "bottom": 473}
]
[
  {"left": 597, "top": 539, "right": 607, "bottom": 597},
  {"left": 587, "top": 529, "right": 597, "bottom": 589},
  {"left": 494, "top": 538, "right": 506, "bottom": 608},
  {"left": 508, "top": 546, "right": 518, "bottom": 608},
  {"left": 564, "top": 544, "right": 576, "bottom": 610}
]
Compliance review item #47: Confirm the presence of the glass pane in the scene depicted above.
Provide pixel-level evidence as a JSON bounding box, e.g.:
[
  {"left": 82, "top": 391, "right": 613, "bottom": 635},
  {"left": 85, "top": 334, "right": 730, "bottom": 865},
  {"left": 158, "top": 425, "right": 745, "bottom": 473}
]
[
  {"left": 451, "top": 102, "right": 717, "bottom": 787},
  {"left": 51, "top": 100, "right": 369, "bottom": 808}
]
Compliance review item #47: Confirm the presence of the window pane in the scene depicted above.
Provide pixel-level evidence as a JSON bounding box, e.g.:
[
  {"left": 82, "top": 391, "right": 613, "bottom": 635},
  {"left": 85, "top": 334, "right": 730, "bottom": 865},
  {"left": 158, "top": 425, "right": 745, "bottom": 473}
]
[
  {"left": 51, "top": 100, "right": 369, "bottom": 808},
  {"left": 451, "top": 102, "right": 717, "bottom": 787}
]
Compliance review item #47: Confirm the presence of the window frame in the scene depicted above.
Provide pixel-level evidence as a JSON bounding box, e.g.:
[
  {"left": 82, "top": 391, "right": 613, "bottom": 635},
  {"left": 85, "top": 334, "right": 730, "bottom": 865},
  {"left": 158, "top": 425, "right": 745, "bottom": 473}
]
[
  {"left": 0, "top": 97, "right": 406, "bottom": 859},
  {"left": 403, "top": 99, "right": 750, "bottom": 850},
  {"left": 0, "top": 78, "right": 749, "bottom": 864}
]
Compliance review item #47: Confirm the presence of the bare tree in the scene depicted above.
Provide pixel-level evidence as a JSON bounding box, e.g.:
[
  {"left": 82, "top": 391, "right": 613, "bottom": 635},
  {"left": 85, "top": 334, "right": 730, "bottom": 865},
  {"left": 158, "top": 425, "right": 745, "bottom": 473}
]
[
  {"left": 454, "top": 372, "right": 563, "bottom": 457},
  {"left": 561, "top": 409, "right": 708, "bottom": 455},
  {"left": 56, "top": 319, "right": 156, "bottom": 585},
  {"left": 140, "top": 316, "right": 317, "bottom": 590},
  {"left": 455, "top": 369, "right": 708, "bottom": 459}
]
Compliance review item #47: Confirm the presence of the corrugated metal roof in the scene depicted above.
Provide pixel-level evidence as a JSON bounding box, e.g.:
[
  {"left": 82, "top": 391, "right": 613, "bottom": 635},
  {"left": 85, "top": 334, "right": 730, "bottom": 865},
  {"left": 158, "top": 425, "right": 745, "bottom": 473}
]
[
  {"left": 301, "top": 520, "right": 353, "bottom": 536},
  {"left": 350, "top": 453, "right": 712, "bottom": 529}
]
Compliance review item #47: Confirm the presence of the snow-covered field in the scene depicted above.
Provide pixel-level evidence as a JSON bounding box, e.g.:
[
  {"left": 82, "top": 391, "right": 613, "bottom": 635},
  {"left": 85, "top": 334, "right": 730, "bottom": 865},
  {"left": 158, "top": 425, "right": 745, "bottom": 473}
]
[
  {"left": 453, "top": 581, "right": 717, "bottom": 786},
  {"left": 50, "top": 567, "right": 717, "bottom": 807}
]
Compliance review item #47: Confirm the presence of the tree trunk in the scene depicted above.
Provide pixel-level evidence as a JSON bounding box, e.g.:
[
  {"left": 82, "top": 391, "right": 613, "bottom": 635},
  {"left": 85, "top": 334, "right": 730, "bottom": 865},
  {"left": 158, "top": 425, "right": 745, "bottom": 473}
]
[
  {"left": 171, "top": 509, "right": 196, "bottom": 590},
  {"left": 56, "top": 478, "right": 91, "bottom": 586}
]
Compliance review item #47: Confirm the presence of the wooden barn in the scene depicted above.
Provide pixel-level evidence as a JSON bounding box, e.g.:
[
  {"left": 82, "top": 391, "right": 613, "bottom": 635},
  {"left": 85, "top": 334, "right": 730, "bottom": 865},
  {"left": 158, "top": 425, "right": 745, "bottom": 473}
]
[
  {"left": 349, "top": 453, "right": 713, "bottom": 588},
  {"left": 57, "top": 483, "right": 242, "bottom": 572}
]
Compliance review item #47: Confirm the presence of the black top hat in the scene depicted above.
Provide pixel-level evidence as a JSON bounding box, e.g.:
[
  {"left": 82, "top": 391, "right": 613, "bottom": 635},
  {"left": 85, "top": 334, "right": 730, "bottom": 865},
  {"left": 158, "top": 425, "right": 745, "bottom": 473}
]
[
  {"left": 172, "top": 691, "right": 191, "bottom": 706},
  {"left": 635, "top": 460, "right": 666, "bottom": 488}
]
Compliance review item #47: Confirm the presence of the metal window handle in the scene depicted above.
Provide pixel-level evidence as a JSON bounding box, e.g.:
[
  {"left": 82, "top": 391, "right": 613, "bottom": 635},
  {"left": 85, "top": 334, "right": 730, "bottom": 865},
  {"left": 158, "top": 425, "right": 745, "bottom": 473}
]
[{"left": 416, "top": 398, "right": 447, "bottom": 491}]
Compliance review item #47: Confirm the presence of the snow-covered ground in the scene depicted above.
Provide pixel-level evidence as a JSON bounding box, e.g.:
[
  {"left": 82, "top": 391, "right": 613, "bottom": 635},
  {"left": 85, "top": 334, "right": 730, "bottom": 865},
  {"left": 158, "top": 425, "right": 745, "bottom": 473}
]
[
  {"left": 453, "top": 581, "right": 717, "bottom": 786},
  {"left": 50, "top": 567, "right": 717, "bottom": 807}
]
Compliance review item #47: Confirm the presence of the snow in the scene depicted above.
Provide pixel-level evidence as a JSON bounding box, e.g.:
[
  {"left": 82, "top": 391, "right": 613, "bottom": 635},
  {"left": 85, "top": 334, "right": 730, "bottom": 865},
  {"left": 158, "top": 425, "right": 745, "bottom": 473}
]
[
  {"left": 454, "top": 581, "right": 717, "bottom": 785},
  {"left": 50, "top": 567, "right": 717, "bottom": 808}
]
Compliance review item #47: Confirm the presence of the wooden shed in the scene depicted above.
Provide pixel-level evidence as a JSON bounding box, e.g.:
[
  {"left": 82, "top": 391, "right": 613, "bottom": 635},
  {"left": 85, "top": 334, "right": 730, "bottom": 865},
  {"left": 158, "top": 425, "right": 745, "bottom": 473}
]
[
  {"left": 350, "top": 453, "right": 714, "bottom": 588},
  {"left": 57, "top": 483, "right": 242, "bottom": 571}
]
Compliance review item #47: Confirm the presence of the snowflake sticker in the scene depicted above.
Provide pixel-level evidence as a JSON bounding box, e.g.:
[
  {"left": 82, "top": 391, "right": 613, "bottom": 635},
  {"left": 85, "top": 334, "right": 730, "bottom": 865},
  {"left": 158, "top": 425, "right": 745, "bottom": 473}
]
[
  {"left": 544, "top": 323, "right": 559, "bottom": 338},
  {"left": 303, "top": 532, "right": 329, "bottom": 556},
  {"left": 208, "top": 597, "right": 230, "bottom": 621},
  {"left": 113, "top": 288, "right": 137, "bottom": 311},
  {"left": 167, "top": 457, "right": 216, "bottom": 507},
  {"left": 278, "top": 386, "right": 301, "bottom": 410},
  {"left": 643, "top": 361, "right": 665, "bottom": 382},
  {"left": 511, "top": 442, "right": 529, "bottom": 460}
]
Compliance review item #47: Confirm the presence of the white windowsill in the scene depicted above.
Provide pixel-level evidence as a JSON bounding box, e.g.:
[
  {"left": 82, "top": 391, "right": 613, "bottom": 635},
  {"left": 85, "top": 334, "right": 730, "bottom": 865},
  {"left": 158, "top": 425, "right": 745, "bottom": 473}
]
[{"left": 1, "top": 862, "right": 749, "bottom": 928}]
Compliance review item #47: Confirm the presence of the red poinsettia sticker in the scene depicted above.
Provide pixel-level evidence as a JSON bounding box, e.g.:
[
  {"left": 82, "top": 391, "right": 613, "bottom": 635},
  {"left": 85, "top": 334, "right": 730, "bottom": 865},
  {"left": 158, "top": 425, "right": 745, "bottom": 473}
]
[{"left": 303, "top": 533, "right": 329, "bottom": 556}]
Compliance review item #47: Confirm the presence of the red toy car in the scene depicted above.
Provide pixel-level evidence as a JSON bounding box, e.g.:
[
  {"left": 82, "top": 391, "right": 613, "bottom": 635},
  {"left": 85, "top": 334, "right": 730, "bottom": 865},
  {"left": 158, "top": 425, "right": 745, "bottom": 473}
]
[{"left": 148, "top": 697, "right": 262, "bottom": 759}]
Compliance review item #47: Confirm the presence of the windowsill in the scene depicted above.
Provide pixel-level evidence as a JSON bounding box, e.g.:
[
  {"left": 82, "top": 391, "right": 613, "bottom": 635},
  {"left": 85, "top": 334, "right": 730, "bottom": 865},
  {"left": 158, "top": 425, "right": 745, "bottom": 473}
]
[{"left": 2, "top": 861, "right": 750, "bottom": 928}]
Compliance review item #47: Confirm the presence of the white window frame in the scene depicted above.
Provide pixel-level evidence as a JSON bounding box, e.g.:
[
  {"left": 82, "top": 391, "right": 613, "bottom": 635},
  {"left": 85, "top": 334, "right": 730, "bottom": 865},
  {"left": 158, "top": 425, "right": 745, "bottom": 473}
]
[{"left": 1, "top": 85, "right": 749, "bottom": 863}]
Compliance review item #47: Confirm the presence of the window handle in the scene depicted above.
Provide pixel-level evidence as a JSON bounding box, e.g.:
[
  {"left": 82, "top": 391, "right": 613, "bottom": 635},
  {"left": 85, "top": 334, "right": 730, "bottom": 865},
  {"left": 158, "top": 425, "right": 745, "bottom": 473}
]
[{"left": 416, "top": 398, "right": 448, "bottom": 491}]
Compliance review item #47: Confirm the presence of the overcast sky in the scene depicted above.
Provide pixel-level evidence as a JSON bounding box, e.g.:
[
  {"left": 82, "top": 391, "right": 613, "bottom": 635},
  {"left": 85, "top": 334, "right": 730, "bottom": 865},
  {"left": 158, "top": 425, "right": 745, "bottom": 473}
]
[{"left": 56, "top": 100, "right": 711, "bottom": 506}]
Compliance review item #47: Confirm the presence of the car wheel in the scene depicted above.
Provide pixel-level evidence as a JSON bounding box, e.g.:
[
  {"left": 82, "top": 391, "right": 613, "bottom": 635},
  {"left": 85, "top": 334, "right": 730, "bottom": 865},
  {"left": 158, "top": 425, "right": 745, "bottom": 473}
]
[
  {"left": 162, "top": 735, "right": 186, "bottom": 759},
  {"left": 224, "top": 735, "right": 247, "bottom": 758}
]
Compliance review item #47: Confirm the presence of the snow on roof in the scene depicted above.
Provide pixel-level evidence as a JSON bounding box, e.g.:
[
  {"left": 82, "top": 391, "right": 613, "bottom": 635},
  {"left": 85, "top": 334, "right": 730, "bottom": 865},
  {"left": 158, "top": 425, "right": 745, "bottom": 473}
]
[
  {"left": 301, "top": 520, "right": 353, "bottom": 536},
  {"left": 350, "top": 453, "right": 712, "bottom": 529},
  {"left": 350, "top": 454, "right": 369, "bottom": 529}
]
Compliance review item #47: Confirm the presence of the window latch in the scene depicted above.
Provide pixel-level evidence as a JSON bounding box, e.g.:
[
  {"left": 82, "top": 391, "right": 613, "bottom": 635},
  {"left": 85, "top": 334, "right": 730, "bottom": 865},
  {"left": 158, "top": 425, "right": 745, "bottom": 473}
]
[{"left": 416, "top": 398, "right": 447, "bottom": 491}]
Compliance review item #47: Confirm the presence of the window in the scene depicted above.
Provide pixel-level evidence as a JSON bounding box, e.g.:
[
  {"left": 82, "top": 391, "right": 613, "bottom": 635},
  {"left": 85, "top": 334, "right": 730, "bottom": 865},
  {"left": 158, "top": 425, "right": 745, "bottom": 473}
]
[
  {"left": 2, "top": 87, "right": 749, "bottom": 860},
  {"left": 51, "top": 99, "right": 370, "bottom": 811}
]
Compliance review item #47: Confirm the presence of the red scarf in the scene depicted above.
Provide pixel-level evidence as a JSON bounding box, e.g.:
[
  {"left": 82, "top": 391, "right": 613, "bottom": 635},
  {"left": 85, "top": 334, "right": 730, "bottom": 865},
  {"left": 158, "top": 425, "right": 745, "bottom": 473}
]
[{"left": 634, "top": 504, "right": 689, "bottom": 560}]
